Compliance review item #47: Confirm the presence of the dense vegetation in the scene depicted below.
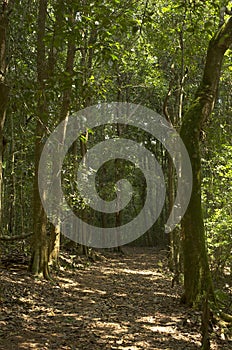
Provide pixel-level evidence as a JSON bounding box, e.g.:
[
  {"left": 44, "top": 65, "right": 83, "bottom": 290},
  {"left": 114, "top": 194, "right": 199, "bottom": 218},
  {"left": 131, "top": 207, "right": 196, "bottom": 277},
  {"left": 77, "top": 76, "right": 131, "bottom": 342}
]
[{"left": 0, "top": 1, "right": 232, "bottom": 348}]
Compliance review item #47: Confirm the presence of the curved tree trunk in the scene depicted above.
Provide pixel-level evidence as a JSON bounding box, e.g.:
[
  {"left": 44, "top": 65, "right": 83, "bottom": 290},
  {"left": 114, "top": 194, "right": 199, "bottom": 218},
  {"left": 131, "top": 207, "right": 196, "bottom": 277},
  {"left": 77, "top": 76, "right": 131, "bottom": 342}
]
[{"left": 180, "top": 16, "right": 232, "bottom": 305}]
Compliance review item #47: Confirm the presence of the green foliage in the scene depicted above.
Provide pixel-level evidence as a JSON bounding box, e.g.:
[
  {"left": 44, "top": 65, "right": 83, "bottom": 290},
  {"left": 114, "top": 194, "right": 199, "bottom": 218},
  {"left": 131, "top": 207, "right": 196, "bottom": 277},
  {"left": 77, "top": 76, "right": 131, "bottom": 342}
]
[
  {"left": 203, "top": 142, "right": 232, "bottom": 272},
  {"left": 2, "top": 0, "right": 232, "bottom": 288}
]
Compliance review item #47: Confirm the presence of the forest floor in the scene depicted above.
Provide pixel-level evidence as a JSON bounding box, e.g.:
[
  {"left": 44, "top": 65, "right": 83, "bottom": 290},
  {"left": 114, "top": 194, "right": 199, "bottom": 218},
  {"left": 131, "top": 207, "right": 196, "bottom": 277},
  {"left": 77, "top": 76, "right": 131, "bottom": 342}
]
[{"left": 0, "top": 247, "right": 231, "bottom": 350}]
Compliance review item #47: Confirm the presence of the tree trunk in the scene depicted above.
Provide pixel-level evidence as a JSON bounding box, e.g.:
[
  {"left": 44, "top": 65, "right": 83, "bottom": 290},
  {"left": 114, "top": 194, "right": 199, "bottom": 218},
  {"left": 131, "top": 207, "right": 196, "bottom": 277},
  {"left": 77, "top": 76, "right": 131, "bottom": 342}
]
[
  {"left": 29, "top": 0, "right": 50, "bottom": 278},
  {"left": 180, "top": 16, "right": 232, "bottom": 305},
  {"left": 79, "top": 131, "right": 89, "bottom": 257},
  {"left": 0, "top": 1, "right": 10, "bottom": 232},
  {"left": 48, "top": 10, "right": 76, "bottom": 266}
]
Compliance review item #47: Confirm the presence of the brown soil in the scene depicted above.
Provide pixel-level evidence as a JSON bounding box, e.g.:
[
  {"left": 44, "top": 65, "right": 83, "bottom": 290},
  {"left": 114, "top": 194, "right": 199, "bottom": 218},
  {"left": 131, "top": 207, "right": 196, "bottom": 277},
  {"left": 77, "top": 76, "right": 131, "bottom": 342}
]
[{"left": 0, "top": 247, "right": 231, "bottom": 349}]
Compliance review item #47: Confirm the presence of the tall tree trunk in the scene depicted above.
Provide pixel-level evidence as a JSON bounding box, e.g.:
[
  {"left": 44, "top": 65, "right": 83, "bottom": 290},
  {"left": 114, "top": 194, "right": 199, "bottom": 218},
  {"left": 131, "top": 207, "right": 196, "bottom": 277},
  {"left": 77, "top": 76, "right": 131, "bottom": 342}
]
[
  {"left": 180, "top": 16, "right": 232, "bottom": 305},
  {"left": 75, "top": 19, "right": 97, "bottom": 256},
  {"left": 0, "top": 1, "right": 10, "bottom": 232},
  {"left": 79, "top": 130, "right": 89, "bottom": 256},
  {"left": 0, "top": 2, "right": 11, "bottom": 304},
  {"left": 29, "top": 0, "right": 50, "bottom": 278},
  {"left": 48, "top": 10, "right": 76, "bottom": 266}
]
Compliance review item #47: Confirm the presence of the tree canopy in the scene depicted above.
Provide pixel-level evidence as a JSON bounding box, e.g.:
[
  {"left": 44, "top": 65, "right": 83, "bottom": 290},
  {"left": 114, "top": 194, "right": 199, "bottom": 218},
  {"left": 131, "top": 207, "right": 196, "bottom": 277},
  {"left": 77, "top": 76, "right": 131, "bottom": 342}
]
[{"left": 0, "top": 1, "right": 232, "bottom": 348}]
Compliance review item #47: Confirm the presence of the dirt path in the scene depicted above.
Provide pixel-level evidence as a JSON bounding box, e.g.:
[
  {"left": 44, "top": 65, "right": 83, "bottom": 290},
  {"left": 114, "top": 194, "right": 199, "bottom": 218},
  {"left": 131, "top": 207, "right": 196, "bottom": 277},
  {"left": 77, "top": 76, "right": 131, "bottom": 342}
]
[{"left": 0, "top": 247, "right": 230, "bottom": 349}]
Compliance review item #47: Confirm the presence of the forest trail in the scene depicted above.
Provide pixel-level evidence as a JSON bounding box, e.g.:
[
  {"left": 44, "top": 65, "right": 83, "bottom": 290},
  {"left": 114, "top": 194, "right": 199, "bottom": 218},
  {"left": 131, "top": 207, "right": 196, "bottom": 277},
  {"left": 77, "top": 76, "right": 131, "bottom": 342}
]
[{"left": 0, "top": 247, "right": 228, "bottom": 349}]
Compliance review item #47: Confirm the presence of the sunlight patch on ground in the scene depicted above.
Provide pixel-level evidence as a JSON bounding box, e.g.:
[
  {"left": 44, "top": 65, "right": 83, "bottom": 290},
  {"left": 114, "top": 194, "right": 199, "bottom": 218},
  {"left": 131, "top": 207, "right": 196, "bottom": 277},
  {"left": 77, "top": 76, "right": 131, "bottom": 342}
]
[
  {"left": 58, "top": 277, "right": 80, "bottom": 286},
  {"left": 115, "top": 346, "right": 141, "bottom": 350},
  {"left": 100, "top": 266, "right": 163, "bottom": 278},
  {"left": 118, "top": 268, "right": 162, "bottom": 276},
  {"left": 148, "top": 325, "right": 176, "bottom": 333},
  {"left": 93, "top": 321, "right": 129, "bottom": 334},
  {"left": 136, "top": 315, "right": 155, "bottom": 323},
  {"left": 113, "top": 292, "right": 128, "bottom": 297},
  {"left": 19, "top": 342, "right": 42, "bottom": 349},
  {"left": 152, "top": 291, "right": 179, "bottom": 299},
  {"left": 81, "top": 288, "right": 106, "bottom": 295}
]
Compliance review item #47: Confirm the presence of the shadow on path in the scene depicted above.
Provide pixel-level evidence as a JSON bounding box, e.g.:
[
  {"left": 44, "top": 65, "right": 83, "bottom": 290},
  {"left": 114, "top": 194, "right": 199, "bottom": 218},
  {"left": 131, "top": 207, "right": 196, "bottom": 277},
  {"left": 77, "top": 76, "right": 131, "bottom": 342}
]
[{"left": 0, "top": 247, "right": 229, "bottom": 349}]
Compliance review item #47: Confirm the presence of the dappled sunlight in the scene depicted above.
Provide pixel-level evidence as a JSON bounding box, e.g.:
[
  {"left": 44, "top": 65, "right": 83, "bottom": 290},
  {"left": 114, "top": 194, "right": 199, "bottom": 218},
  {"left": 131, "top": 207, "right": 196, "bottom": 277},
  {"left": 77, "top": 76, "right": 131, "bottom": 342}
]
[
  {"left": 0, "top": 248, "right": 227, "bottom": 349},
  {"left": 146, "top": 325, "right": 176, "bottom": 334},
  {"left": 97, "top": 263, "right": 165, "bottom": 282},
  {"left": 90, "top": 320, "right": 129, "bottom": 334},
  {"left": 116, "top": 268, "right": 162, "bottom": 277}
]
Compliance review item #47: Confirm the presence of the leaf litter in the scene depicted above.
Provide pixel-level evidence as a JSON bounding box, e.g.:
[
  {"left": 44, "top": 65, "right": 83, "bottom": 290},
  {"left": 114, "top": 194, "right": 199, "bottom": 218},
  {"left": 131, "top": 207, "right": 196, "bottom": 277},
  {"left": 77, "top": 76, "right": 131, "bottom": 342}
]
[{"left": 0, "top": 247, "right": 231, "bottom": 349}]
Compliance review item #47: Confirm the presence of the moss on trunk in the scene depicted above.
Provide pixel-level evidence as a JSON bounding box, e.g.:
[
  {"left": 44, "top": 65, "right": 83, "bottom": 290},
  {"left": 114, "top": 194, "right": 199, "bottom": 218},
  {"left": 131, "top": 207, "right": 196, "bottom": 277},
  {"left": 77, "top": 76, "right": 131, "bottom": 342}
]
[{"left": 180, "top": 17, "right": 232, "bottom": 305}]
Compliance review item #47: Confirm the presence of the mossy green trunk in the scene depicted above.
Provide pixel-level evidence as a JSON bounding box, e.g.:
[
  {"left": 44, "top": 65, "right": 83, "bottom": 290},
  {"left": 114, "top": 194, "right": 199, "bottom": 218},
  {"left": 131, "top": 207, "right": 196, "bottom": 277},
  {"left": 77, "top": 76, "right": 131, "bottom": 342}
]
[
  {"left": 180, "top": 17, "right": 232, "bottom": 305},
  {"left": 180, "top": 103, "right": 213, "bottom": 305}
]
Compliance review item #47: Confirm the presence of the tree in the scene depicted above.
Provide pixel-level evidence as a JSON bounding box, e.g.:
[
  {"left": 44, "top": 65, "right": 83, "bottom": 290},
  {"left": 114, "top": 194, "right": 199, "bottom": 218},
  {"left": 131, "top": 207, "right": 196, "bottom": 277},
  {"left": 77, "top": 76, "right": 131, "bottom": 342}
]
[
  {"left": 180, "top": 13, "right": 232, "bottom": 306},
  {"left": 48, "top": 5, "right": 76, "bottom": 266},
  {"left": 29, "top": 0, "right": 50, "bottom": 278},
  {"left": 0, "top": 1, "right": 11, "bottom": 231}
]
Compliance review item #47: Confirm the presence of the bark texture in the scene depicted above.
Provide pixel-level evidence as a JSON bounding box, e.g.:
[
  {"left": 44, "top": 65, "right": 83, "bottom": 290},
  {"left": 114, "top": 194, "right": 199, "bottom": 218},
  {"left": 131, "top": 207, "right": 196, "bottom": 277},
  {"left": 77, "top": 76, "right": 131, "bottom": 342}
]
[
  {"left": 48, "top": 9, "right": 76, "bottom": 266},
  {"left": 0, "top": 1, "right": 10, "bottom": 229},
  {"left": 29, "top": 0, "right": 49, "bottom": 278},
  {"left": 180, "top": 17, "right": 232, "bottom": 305}
]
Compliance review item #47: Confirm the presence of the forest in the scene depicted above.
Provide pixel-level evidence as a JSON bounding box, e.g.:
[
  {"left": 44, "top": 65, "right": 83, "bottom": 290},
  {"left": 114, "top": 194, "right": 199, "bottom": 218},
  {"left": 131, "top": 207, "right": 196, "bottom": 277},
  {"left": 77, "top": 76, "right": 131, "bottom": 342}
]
[{"left": 0, "top": 0, "right": 232, "bottom": 349}]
